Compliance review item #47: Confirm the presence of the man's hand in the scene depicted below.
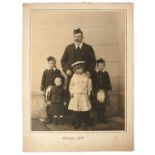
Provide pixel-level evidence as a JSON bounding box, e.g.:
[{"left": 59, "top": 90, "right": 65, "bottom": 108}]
[
  {"left": 64, "top": 102, "right": 67, "bottom": 106},
  {"left": 86, "top": 71, "right": 91, "bottom": 78},
  {"left": 47, "top": 101, "right": 51, "bottom": 105},
  {"left": 66, "top": 69, "right": 72, "bottom": 76}
]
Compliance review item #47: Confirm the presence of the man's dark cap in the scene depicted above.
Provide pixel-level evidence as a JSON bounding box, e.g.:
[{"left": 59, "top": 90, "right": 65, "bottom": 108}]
[{"left": 73, "top": 28, "right": 83, "bottom": 35}]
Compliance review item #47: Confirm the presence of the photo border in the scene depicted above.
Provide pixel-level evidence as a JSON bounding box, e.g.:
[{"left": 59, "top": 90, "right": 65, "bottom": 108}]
[{"left": 23, "top": 3, "right": 133, "bottom": 151}]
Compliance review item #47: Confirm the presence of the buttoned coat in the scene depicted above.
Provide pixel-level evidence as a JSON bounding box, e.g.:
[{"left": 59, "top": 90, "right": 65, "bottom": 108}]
[
  {"left": 93, "top": 70, "right": 112, "bottom": 92},
  {"left": 48, "top": 85, "right": 67, "bottom": 116},
  {"left": 61, "top": 42, "right": 96, "bottom": 74},
  {"left": 92, "top": 70, "right": 112, "bottom": 108}
]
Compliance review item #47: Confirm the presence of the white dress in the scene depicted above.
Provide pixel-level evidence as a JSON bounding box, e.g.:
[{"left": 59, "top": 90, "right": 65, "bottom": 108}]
[{"left": 68, "top": 73, "right": 92, "bottom": 111}]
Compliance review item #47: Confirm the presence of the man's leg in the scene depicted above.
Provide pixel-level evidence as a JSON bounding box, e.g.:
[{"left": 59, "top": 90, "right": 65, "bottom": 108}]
[
  {"left": 74, "top": 112, "right": 82, "bottom": 129},
  {"left": 81, "top": 112, "right": 90, "bottom": 130},
  {"left": 84, "top": 111, "right": 94, "bottom": 127}
]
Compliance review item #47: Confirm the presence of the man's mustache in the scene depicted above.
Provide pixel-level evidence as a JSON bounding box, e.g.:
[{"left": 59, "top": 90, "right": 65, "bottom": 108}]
[{"left": 75, "top": 39, "right": 80, "bottom": 42}]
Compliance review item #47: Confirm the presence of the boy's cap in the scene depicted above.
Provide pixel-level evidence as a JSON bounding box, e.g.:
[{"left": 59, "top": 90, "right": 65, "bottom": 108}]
[
  {"left": 96, "top": 58, "right": 105, "bottom": 64},
  {"left": 73, "top": 28, "right": 83, "bottom": 35},
  {"left": 47, "top": 56, "right": 56, "bottom": 62},
  {"left": 71, "top": 61, "right": 85, "bottom": 68}
]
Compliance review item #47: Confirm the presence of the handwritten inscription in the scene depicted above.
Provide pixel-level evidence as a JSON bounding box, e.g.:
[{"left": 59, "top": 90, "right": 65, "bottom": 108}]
[{"left": 62, "top": 136, "right": 84, "bottom": 140}]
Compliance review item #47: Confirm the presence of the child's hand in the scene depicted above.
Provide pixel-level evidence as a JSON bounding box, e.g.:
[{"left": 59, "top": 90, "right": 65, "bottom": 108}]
[
  {"left": 64, "top": 102, "right": 67, "bottom": 106},
  {"left": 66, "top": 69, "right": 72, "bottom": 76}
]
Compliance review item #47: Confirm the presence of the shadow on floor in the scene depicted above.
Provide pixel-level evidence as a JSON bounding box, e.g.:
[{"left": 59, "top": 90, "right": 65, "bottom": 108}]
[{"left": 32, "top": 115, "right": 125, "bottom": 131}]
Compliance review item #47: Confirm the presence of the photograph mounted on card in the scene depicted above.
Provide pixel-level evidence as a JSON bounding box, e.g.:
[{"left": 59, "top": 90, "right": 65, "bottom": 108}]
[{"left": 23, "top": 3, "right": 134, "bottom": 151}]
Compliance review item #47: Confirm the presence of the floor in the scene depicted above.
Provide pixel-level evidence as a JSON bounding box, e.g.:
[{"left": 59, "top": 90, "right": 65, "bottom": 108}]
[{"left": 31, "top": 114, "right": 125, "bottom": 131}]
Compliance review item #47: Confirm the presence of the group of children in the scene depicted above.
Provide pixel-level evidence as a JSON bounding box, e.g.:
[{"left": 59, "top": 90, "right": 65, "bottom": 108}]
[{"left": 41, "top": 56, "right": 112, "bottom": 129}]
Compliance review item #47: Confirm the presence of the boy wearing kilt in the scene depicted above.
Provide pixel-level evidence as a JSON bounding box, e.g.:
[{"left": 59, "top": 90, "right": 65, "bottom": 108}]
[{"left": 92, "top": 58, "right": 112, "bottom": 123}]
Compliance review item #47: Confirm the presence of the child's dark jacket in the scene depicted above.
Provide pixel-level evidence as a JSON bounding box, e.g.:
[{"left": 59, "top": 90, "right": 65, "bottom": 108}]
[
  {"left": 48, "top": 85, "right": 67, "bottom": 116},
  {"left": 41, "top": 68, "right": 63, "bottom": 91},
  {"left": 92, "top": 70, "right": 112, "bottom": 92}
]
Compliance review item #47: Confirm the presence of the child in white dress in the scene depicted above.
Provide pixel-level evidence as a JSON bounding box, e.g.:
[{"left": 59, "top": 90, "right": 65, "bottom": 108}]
[{"left": 68, "top": 61, "right": 92, "bottom": 129}]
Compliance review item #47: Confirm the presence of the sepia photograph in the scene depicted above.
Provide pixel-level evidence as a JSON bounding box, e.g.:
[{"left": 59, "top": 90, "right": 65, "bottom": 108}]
[{"left": 23, "top": 3, "right": 133, "bottom": 151}]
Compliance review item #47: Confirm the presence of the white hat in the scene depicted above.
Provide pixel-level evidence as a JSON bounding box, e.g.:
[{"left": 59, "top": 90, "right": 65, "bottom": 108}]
[{"left": 71, "top": 61, "right": 85, "bottom": 68}]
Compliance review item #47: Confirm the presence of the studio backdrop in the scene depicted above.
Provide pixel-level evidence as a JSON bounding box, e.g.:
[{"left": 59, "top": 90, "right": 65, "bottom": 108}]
[{"left": 31, "top": 10, "right": 125, "bottom": 119}]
